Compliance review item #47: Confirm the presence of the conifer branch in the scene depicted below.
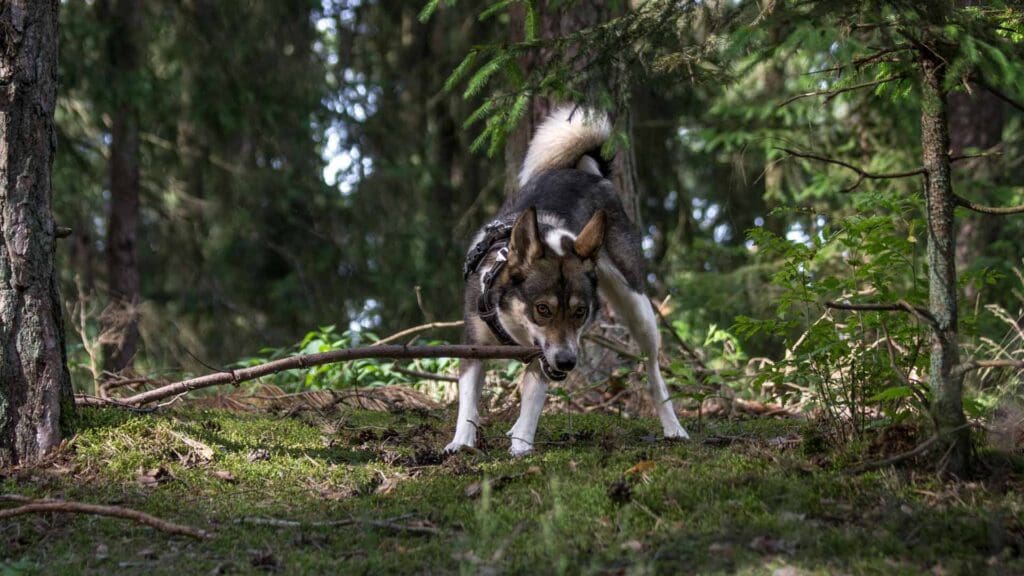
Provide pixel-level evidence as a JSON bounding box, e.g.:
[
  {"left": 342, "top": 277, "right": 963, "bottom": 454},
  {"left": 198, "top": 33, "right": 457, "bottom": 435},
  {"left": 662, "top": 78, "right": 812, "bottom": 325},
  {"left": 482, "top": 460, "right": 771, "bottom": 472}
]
[
  {"left": 777, "top": 147, "right": 924, "bottom": 192},
  {"left": 777, "top": 74, "right": 906, "bottom": 108},
  {"left": 953, "top": 195, "right": 1024, "bottom": 216}
]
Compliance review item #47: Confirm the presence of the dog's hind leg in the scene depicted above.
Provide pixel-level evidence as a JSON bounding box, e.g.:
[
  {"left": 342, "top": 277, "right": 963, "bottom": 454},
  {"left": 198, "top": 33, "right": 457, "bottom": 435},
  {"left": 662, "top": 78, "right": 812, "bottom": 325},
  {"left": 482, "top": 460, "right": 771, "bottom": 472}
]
[
  {"left": 599, "top": 267, "right": 689, "bottom": 440},
  {"left": 506, "top": 361, "right": 548, "bottom": 456},
  {"left": 445, "top": 359, "right": 485, "bottom": 453}
]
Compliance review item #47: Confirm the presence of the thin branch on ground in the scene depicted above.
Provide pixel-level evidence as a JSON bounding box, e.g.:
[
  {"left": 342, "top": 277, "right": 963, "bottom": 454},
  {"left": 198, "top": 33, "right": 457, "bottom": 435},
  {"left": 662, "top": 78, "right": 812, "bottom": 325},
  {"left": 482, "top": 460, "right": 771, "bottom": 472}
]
[
  {"left": 392, "top": 366, "right": 459, "bottom": 383},
  {"left": 846, "top": 423, "right": 972, "bottom": 475},
  {"left": 846, "top": 435, "right": 939, "bottom": 475},
  {"left": 953, "top": 195, "right": 1024, "bottom": 216},
  {"left": 777, "top": 74, "right": 906, "bottom": 108},
  {"left": 110, "top": 344, "right": 540, "bottom": 407},
  {"left": 237, "top": 516, "right": 442, "bottom": 535},
  {"left": 0, "top": 495, "right": 210, "bottom": 539},
  {"left": 825, "top": 300, "right": 938, "bottom": 329},
  {"left": 952, "top": 358, "right": 1024, "bottom": 378},
  {"left": 74, "top": 394, "right": 158, "bottom": 412},
  {"left": 372, "top": 320, "right": 464, "bottom": 346}
]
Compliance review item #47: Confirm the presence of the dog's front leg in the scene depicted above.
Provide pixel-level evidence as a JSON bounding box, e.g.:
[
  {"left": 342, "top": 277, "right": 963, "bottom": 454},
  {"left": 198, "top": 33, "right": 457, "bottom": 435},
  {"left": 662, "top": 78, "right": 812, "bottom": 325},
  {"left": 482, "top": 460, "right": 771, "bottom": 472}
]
[
  {"left": 506, "top": 361, "right": 548, "bottom": 457},
  {"left": 445, "top": 359, "right": 484, "bottom": 453}
]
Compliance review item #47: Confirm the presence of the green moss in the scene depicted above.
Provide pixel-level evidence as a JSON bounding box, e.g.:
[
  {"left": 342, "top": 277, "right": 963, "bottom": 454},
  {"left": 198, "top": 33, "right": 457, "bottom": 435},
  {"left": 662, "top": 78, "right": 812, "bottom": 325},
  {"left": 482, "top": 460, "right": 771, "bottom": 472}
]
[{"left": 2, "top": 407, "right": 1022, "bottom": 575}]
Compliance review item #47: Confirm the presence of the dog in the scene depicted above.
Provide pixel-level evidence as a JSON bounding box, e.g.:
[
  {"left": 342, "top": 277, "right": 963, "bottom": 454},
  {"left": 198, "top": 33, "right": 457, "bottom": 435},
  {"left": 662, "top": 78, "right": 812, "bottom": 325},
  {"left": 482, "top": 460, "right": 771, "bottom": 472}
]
[{"left": 445, "top": 106, "right": 690, "bottom": 456}]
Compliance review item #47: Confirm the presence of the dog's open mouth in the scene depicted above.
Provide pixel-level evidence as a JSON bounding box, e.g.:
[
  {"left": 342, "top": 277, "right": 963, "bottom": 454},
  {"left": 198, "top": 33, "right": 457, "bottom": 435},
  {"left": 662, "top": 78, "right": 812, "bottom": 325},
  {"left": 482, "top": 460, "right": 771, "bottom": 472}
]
[{"left": 540, "top": 356, "right": 568, "bottom": 381}]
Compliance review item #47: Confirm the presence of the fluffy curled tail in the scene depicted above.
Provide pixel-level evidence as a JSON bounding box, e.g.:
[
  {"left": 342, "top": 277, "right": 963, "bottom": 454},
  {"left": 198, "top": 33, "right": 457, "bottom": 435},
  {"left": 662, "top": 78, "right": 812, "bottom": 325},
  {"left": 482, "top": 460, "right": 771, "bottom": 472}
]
[{"left": 518, "top": 106, "right": 611, "bottom": 187}]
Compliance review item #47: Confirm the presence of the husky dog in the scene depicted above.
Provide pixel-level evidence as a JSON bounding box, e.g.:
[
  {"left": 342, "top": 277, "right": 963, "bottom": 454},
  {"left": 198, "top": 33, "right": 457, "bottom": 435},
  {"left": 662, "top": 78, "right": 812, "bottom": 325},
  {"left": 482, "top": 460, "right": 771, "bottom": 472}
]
[{"left": 446, "top": 106, "right": 690, "bottom": 457}]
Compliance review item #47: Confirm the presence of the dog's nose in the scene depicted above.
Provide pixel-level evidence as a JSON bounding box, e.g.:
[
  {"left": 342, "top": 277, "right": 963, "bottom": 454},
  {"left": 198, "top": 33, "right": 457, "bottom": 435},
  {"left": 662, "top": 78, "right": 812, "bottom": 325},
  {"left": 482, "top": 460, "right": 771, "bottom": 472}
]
[{"left": 554, "top": 351, "right": 576, "bottom": 371}]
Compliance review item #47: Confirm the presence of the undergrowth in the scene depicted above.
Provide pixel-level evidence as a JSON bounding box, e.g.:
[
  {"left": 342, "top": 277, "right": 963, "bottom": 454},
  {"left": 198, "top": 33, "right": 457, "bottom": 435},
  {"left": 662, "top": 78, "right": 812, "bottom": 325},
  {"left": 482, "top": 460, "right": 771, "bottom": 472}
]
[{"left": 2, "top": 407, "right": 1023, "bottom": 575}]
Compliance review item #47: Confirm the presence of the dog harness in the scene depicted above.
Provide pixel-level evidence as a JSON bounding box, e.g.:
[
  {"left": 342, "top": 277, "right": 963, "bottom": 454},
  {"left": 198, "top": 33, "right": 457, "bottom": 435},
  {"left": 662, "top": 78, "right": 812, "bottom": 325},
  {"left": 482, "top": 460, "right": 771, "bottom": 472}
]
[{"left": 463, "top": 218, "right": 568, "bottom": 381}]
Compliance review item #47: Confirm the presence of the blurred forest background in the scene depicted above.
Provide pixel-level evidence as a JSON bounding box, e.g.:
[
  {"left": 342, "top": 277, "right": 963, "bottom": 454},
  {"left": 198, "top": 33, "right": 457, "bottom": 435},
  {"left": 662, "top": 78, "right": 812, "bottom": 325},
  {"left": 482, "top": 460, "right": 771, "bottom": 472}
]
[{"left": 55, "top": 0, "right": 1023, "bottom": 425}]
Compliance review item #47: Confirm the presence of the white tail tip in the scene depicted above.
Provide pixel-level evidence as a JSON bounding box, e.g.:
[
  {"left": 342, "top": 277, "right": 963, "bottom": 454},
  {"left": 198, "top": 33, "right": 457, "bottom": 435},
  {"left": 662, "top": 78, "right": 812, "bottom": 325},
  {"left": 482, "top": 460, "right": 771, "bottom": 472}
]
[{"left": 518, "top": 106, "right": 611, "bottom": 187}]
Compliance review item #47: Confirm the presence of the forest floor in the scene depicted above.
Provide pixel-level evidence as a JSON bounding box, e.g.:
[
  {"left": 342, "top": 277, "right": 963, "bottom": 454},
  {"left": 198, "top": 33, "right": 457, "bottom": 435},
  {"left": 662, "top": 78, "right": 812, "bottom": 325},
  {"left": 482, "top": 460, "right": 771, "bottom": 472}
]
[{"left": 2, "top": 405, "right": 1023, "bottom": 575}]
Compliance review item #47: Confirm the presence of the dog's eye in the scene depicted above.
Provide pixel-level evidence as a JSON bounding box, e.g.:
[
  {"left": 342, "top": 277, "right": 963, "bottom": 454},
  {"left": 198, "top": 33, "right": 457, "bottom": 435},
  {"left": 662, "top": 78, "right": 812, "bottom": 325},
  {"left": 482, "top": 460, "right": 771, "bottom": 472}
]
[
  {"left": 573, "top": 306, "right": 588, "bottom": 319},
  {"left": 535, "top": 303, "right": 552, "bottom": 318}
]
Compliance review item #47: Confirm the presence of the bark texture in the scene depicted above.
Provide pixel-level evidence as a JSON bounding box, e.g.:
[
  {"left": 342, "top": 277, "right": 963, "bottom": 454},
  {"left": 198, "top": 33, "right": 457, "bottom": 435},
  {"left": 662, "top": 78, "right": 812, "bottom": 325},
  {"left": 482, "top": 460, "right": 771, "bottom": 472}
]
[
  {"left": 101, "top": 0, "right": 143, "bottom": 373},
  {"left": 919, "top": 53, "right": 971, "bottom": 476},
  {"left": 0, "top": 0, "right": 74, "bottom": 466}
]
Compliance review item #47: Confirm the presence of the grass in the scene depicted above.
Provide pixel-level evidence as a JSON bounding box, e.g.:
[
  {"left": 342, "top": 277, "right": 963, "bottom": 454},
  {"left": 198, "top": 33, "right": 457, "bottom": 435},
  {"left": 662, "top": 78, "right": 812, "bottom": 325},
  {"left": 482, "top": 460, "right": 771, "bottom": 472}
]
[{"left": 2, "top": 406, "right": 1023, "bottom": 575}]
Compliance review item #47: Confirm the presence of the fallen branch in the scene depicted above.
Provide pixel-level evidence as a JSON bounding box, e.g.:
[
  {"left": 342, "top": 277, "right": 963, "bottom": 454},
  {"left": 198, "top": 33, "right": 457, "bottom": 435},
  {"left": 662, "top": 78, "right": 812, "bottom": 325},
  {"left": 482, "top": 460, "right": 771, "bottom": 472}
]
[
  {"left": 114, "top": 344, "right": 540, "bottom": 407},
  {"left": 846, "top": 435, "right": 939, "bottom": 475},
  {"left": 846, "top": 422, "right": 974, "bottom": 475},
  {"left": 237, "top": 516, "right": 442, "bottom": 535},
  {"left": 0, "top": 495, "right": 210, "bottom": 539},
  {"left": 392, "top": 366, "right": 459, "bottom": 383},
  {"left": 74, "top": 394, "right": 158, "bottom": 412},
  {"left": 953, "top": 195, "right": 1024, "bottom": 216}
]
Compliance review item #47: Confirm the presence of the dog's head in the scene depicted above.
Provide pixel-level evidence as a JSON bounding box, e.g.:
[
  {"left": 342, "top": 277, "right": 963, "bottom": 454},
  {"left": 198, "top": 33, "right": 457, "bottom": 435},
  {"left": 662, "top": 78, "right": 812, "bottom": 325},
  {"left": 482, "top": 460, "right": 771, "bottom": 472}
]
[{"left": 496, "top": 206, "right": 605, "bottom": 380}]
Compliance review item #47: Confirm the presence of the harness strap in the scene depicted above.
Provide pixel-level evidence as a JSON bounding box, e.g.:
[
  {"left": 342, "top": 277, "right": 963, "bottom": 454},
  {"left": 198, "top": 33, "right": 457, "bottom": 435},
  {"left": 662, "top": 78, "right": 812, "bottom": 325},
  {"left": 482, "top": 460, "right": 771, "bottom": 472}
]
[{"left": 464, "top": 218, "right": 568, "bottom": 381}]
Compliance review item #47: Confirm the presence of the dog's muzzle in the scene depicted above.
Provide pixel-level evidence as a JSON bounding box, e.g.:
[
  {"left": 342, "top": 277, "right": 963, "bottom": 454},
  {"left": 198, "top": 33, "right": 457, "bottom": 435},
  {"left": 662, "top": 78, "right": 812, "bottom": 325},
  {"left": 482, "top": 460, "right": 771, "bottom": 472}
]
[{"left": 540, "top": 356, "right": 568, "bottom": 381}]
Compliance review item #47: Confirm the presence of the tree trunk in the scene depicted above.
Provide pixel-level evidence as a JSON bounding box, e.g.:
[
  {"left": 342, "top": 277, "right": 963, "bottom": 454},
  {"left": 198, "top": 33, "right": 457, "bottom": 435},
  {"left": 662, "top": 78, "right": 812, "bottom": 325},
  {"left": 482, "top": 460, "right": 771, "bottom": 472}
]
[
  {"left": 0, "top": 0, "right": 74, "bottom": 466},
  {"left": 101, "top": 0, "right": 143, "bottom": 374},
  {"left": 919, "top": 52, "right": 971, "bottom": 476},
  {"left": 503, "top": 1, "right": 639, "bottom": 223}
]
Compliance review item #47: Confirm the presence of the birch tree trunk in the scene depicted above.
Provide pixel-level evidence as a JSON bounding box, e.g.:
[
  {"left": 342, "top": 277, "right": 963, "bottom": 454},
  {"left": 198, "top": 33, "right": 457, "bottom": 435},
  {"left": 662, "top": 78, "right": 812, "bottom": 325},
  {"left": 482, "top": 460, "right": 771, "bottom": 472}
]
[{"left": 0, "top": 0, "right": 74, "bottom": 466}]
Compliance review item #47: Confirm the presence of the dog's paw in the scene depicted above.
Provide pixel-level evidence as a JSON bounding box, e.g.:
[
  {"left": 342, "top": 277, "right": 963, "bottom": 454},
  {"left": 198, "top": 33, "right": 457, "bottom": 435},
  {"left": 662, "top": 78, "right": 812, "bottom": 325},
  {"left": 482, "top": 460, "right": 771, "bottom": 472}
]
[
  {"left": 509, "top": 442, "right": 534, "bottom": 458},
  {"left": 662, "top": 424, "right": 690, "bottom": 441},
  {"left": 444, "top": 441, "right": 475, "bottom": 454}
]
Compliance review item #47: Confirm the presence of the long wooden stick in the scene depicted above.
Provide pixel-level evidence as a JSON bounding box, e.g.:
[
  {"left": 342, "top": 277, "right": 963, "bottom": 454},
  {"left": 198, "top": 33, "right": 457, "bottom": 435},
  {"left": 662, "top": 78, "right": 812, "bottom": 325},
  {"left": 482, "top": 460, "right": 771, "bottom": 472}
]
[
  {"left": 0, "top": 495, "right": 210, "bottom": 539},
  {"left": 113, "top": 345, "right": 539, "bottom": 407}
]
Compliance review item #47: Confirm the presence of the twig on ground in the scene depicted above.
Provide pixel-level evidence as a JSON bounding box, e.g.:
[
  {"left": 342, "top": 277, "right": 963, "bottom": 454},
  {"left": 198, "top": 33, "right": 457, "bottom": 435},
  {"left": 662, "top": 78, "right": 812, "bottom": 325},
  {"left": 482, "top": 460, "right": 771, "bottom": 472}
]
[
  {"left": 392, "top": 366, "right": 459, "bottom": 383},
  {"left": 237, "top": 516, "right": 442, "bottom": 535},
  {"left": 106, "top": 344, "right": 539, "bottom": 407},
  {"left": 74, "top": 394, "right": 158, "bottom": 412},
  {"left": 846, "top": 423, "right": 973, "bottom": 475},
  {"left": 372, "top": 320, "right": 464, "bottom": 346},
  {"left": 0, "top": 495, "right": 210, "bottom": 539},
  {"left": 846, "top": 436, "right": 939, "bottom": 475}
]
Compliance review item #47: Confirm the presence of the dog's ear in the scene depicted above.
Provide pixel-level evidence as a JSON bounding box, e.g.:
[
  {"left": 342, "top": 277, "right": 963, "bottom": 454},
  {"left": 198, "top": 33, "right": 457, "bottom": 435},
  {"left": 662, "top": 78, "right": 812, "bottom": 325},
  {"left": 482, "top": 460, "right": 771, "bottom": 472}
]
[
  {"left": 574, "top": 210, "right": 606, "bottom": 260},
  {"left": 509, "top": 206, "right": 543, "bottom": 265}
]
